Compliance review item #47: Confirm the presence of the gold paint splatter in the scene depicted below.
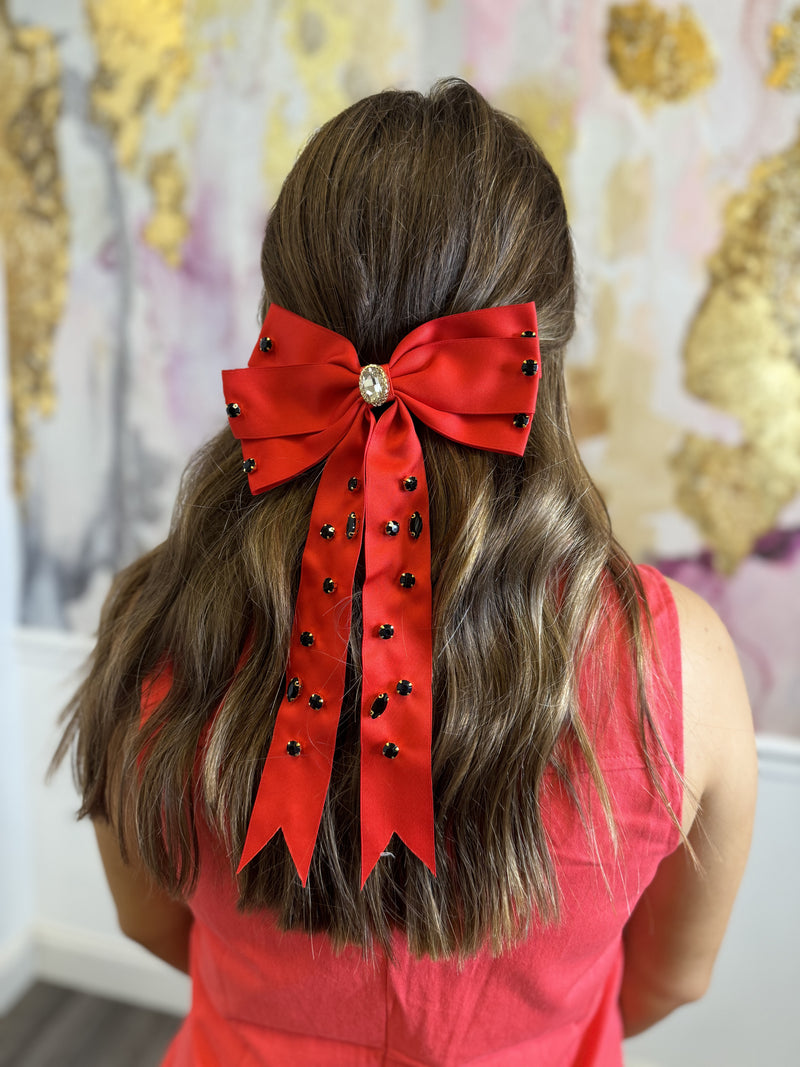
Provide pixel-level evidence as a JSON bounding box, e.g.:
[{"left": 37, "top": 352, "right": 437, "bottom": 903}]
[
  {"left": 142, "top": 150, "right": 189, "bottom": 267},
  {"left": 0, "top": 3, "right": 69, "bottom": 496},
  {"left": 767, "top": 6, "right": 800, "bottom": 91},
  {"left": 299, "top": 8, "right": 327, "bottom": 53},
  {"left": 674, "top": 134, "right": 800, "bottom": 572},
  {"left": 192, "top": 0, "right": 253, "bottom": 19},
  {"left": 496, "top": 80, "right": 576, "bottom": 201},
  {"left": 262, "top": 0, "right": 403, "bottom": 197},
  {"left": 601, "top": 156, "right": 652, "bottom": 258},
  {"left": 607, "top": 1, "right": 715, "bottom": 106},
  {"left": 566, "top": 366, "right": 609, "bottom": 439},
  {"left": 86, "top": 0, "right": 193, "bottom": 169},
  {"left": 570, "top": 284, "right": 678, "bottom": 559}
]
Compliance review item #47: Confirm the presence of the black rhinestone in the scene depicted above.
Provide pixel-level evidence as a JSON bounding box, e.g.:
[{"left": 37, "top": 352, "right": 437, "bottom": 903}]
[
  {"left": 383, "top": 742, "right": 400, "bottom": 759},
  {"left": 396, "top": 679, "right": 413, "bottom": 696},
  {"left": 226, "top": 402, "right": 241, "bottom": 418},
  {"left": 521, "top": 359, "right": 538, "bottom": 376},
  {"left": 300, "top": 631, "right": 314, "bottom": 647},
  {"left": 323, "top": 577, "right": 336, "bottom": 594},
  {"left": 521, "top": 330, "right": 537, "bottom": 338},
  {"left": 402, "top": 476, "right": 418, "bottom": 492},
  {"left": 309, "top": 693, "right": 324, "bottom": 710},
  {"left": 513, "top": 414, "right": 530, "bottom": 428},
  {"left": 385, "top": 520, "right": 400, "bottom": 536},
  {"left": 346, "top": 512, "right": 358, "bottom": 539},
  {"left": 286, "top": 740, "right": 302, "bottom": 756},
  {"left": 370, "top": 693, "right": 388, "bottom": 718},
  {"left": 320, "top": 524, "right": 335, "bottom": 540},
  {"left": 287, "top": 677, "right": 301, "bottom": 702},
  {"left": 259, "top": 336, "right": 273, "bottom": 352},
  {"left": 378, "top": 624, "right": 394, "bottom": 639},
  {"left": 242, "top": 458, "right": 257, "bottom": 473},
  {"left": 347, "top": 477, "right": 359, "bottom": 491},
  {"left": 399, "top": 572, "right": 416, "bottom": 589},
  {"left": 409, "top": 511, "right": 423, "bottom": 539}
]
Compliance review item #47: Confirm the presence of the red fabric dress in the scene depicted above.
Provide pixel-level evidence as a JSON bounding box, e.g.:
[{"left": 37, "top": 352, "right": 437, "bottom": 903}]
[{"left": 161, "top": 565, "right": 683, "bottom": 1066}]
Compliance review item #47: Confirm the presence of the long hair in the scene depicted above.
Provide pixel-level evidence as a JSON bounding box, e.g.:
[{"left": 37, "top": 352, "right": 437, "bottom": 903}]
[{"left": 56, "top": 79, "right": 678, "bottom": 959}]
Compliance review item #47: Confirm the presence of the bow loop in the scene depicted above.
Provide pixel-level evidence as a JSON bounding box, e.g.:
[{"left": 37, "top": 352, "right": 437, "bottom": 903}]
[
  {"left": 391, "top": 336, "right": 540, "bottom": 419},
  {"left": 223, "top": 365, "right": 359, "bottom": 438},
  {"left": 223, "top": 301, "right": 542, "bottom": 886},
  {"left": 247, "top": 305, "right": 359, "bottom": 370}
]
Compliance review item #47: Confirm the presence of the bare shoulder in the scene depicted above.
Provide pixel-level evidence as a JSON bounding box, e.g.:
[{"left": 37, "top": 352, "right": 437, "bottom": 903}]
[
  {"left": 663, "top": 576, "right": 746, "bottom": 718},
  {"left": 620, "top": 577, "right": 758, "bottom": 1032},
  {"left": 662, "top": 576, "right": 757, "bottom": 835}
]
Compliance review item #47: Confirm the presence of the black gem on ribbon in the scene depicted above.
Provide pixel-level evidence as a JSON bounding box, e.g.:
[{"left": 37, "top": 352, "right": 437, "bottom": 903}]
[
  {"left": 242, "top": 458, "right": 257, "bottom": 473},
  {"left": 383, "top": 742, "right": 400, "bottom": 759},
  {"left": 402, "top": 476, "right": 418, "bottom": 491},
  {"left": 399, "top": 572, "right": 416, "bottom": 588},
  {"left": 512, "top": 414, "right": 530, "bottom": 428},
  {"left": 521, "top": 360, "right": 538, "bottom": 376},
  {"left": 309, "top": 693, "right": 324, "bottom": 710},
  {"left": 259, "top": 336, "right": 273, "bottom": 352},
  {"left": 226, "top": 402, "right": 241, "bottom": 417},
  {"left": 370, "top": 693, "right": 388, "bottom": 718},
  {"left": 286, "top": 740, "right": 302, "bottom": 756},
  {"left": 320, "top": 524, "right": 335, "bottom": 540},
  {"left": 346, "top": 512, "right": 358, "bottom": 539},
  {"left": 323, "top": 578, "right": 336, "bottom": 594},
  {"left": 385, "top": 520, "right": 400, "bottom": 536},
  {"left": 396, "top": 679, "right": 413, "bottom": 696},
  {"left": 300, "top": 631, "right": 314, "bottom": 647},
  {"left": 287, "top": 677, "right": 302, "bottom": 702},
  {"left": 347, "top": 477, "right": 359, "bottom": 491},
  {"left": 521, "top": 330, "right": 537, "bottom": 338},
  {"left": 409, "top": 512, "right": 423, "bottom": 539},
  {"left": 378, "top": 624, "right": 395, "bottom": 639}
]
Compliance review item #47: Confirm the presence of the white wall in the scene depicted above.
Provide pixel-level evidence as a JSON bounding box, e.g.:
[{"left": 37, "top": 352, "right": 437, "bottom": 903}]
[
  {"left": 16, "top": 628, "right": 190, "bottom": 1017},
  {"left": 626, "top": 737, "right": 800, "bottom": 1067},
  {"left": 3, "top": 627, "right": 799, "bottom": 1065},
  {"left": 0, "top": 247, "right": 36, "bottom": 1014}
]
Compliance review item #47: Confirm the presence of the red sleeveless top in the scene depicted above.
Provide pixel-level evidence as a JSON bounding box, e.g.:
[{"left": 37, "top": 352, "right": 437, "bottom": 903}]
[{"left": 159, "top": 565, "right": 683, "bottom": 1066}]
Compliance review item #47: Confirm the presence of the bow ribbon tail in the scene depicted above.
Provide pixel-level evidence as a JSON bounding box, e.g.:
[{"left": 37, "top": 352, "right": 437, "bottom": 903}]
[
  {"left": 359, "top": 402, "right": 436, "bottom": 886},
  {"left": 238, "top": 415, "right": 372, "bottom": 884}
]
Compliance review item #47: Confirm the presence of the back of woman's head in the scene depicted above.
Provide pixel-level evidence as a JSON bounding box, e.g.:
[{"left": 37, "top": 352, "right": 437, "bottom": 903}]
[
  {"left": 261, "top": 78, "right": 575, "bottom": 366},
  {"left": 260, "top": 81, "right": 587, "bottom": 616},
  {"left": 59, "top": 80, "right": 663, "bottom": 961}
]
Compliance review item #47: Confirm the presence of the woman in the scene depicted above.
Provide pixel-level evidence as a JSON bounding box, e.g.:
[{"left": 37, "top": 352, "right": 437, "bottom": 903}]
[{"left": 57, "top": 79, "right": 756, "bottom": 1065}]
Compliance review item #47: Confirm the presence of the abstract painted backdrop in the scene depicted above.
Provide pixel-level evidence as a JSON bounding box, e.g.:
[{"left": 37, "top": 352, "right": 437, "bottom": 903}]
[{"left": 3, "top": 0, "right": 799, "bottom": 736}]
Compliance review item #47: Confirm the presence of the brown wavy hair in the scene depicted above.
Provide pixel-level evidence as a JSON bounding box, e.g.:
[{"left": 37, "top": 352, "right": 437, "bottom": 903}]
[{"left": 56, "top": 79, "right": 677, "bottom": 959}]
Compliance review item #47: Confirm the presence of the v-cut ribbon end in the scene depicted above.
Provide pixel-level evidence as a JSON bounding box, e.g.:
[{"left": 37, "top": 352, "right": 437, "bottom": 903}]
[
  {"left": 237, "top": 822, "right": 316, "bottom": 886},
  {"left": 360, "top": 830, "right": 437, "bottom": 889}
]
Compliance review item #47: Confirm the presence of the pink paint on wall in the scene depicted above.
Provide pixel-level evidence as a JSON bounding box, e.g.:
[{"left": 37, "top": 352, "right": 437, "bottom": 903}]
[
  {"left": 658, "top": 529, "right": 800, "bottom": 738},
  {"left": 669, "top": 152, "right": 721, "bottom": 264},
  {"left": 136, "top": 186, "right": 246, "bottom": 456},
  {"left": 464, "top": 0, "right": 526, "bottom": 95}
]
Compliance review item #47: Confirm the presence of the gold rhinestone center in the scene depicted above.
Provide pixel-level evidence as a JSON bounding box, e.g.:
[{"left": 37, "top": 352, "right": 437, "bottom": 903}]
[{"left": 359, "top": 364, "right": 391, "bottom": 406}]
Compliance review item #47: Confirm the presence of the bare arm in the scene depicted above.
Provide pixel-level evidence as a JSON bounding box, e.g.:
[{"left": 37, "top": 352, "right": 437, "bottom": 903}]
[
  {"left": 94, "top": 818, "right": 193, "bottom": 974},
  {"left": 619, "top": 578, "right": 757, "bottom": 1037}
]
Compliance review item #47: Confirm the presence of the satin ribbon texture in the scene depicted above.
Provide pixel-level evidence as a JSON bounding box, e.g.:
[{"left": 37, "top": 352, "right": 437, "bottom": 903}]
[{"left": 222, "top": 301, "right": 542, "bottom": 887}]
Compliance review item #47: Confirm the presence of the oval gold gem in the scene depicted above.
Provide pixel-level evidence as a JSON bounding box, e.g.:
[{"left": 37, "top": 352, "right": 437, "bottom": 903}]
[{"left": 359, "top": 364, "right": 391, "bottom": 406}]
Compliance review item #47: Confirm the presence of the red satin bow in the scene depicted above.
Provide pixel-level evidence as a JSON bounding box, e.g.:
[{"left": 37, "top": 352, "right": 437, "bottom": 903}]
[{"left": 222, "top": 302, "right": 542, "bottom": 886}]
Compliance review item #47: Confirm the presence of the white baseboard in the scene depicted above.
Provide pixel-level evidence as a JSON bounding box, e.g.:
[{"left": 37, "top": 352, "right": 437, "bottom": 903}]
[
  {"left": 756, "top": 734, "right": 800, "bottom": 777},
  {"left": 0, "top": 930, "right": 36, "bottom": 1016},
  {"left": 32, "top": 920, "right": 190, "bottom": 1017}
]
